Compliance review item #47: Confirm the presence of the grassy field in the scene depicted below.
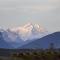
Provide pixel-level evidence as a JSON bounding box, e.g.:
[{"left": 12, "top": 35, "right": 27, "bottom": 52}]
[{"left": 0, "top": 48, "right": 60, "bottom": 60}]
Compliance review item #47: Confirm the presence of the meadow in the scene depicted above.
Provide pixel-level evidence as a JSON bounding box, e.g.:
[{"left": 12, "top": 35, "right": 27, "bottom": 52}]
[{"left": 0, "top": 48, "right": 60, "bottom": 60}]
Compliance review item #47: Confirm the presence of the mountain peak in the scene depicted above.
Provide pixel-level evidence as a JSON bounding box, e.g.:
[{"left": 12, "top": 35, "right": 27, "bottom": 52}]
[
  {"left": 0, "top": 23, "right": 49, "bottom": 48},
  {"left": 0, "top": 23, "right": 48, "bottom": 41},
  {"left": 23, "top": 22, "right": 33, "bottom": 28},
  {"left": 10, "top": 23, "right": 46, "bottom": 33}
]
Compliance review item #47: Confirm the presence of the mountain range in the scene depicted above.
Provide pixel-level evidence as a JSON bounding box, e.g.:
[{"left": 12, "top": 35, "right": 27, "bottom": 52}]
[
  {"left": 0, "top": 23, "right": 48, "bottom": 48},
  {"left": 0, "top": 23, "right": 60, "bottom": 49},
  {"left": 20, "top": 32, "right": 60, "bottom": 49}
]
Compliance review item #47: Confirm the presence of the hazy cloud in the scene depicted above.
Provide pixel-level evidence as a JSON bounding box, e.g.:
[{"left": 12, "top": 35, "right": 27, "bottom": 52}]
[{"left": 0, "top": 0, "right": 60, "bottom": 32}]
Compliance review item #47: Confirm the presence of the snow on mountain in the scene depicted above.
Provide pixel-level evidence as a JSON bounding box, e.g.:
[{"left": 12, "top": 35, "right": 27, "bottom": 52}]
[
  {"left": 0, "top": 27, "right": 25, "bottom": 47},
  {"left": 0, "top": 23, "right": 49, "bottom": 48},
  {"left": 9, "top": 23, "right": 48, "bottom": 41},
  {"left": 0, "top": 23, "right": 48, "bottom": 41}
]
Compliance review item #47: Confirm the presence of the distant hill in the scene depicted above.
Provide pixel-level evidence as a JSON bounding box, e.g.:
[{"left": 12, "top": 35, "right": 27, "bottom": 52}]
[{"left": 20, "top": 32, "right": 60, "bottom": 49}]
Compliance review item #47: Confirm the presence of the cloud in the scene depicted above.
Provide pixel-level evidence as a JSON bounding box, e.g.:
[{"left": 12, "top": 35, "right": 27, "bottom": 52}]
[
  {"left": 16, "top": 0, "right": 60, "bottom": 13},
  {"left": 0, "top": 0, "right": 60, "bottom": 32},
  {"left": 0, "top": 0, "right": 59, "bottom": 13}
]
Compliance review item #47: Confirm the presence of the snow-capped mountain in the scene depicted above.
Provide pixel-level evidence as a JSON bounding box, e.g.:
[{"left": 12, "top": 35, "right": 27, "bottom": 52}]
[
  {"left": 0, "top": 23, "right": 48, "bottom": 48},
  {"left": 9, "top": 23, "right": 48, "bottom": 41}
]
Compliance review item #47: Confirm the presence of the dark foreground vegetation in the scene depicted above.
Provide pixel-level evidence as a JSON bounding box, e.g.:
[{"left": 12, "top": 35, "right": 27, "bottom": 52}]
[{"left": 0, "top": 43, "right": 60, "bottom": 60}]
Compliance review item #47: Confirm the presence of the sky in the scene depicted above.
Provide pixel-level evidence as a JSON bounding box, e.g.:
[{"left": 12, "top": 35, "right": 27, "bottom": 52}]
[{"left": 0, "top": 0, "right": 60, "bottom": 32}]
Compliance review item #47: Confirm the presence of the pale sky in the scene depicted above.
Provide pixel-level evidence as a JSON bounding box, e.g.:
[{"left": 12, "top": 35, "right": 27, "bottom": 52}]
[{"left": 0, "top": 0, "right": 60, "bottom": 32}]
